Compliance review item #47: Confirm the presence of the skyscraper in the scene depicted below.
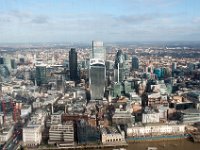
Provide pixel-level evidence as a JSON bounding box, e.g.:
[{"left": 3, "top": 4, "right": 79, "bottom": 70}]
[
  {"left": 90, "top": 41, "right": 106, "bottom": 60},
  {"left": 35, "top": 65, "right": 47, "bottom": 86},
  {"left": 89, "top": 59, "right": 106, "bottom": 100},
  {"left": 132, "top": 56, "right": 139, "bottom": 70},
  {"left": 69, "top": 48, "right": 78, "bottom": 81},
  {"left": 114, "top": 50, "right": 125, "bottom": 82}
]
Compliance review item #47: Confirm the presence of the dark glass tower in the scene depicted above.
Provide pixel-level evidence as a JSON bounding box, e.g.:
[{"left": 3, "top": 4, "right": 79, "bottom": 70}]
[
  {"left": 132, "top": 56, "right": 139, "bottom": 70},
  {"left": 69, "top": 48, "right": 78, "bottom": 81},
  {"left": 35, "top": 65, "right": 47, "bottom": 86}
]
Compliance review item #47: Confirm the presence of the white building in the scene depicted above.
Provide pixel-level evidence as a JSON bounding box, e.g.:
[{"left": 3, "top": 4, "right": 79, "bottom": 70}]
[
  {"left": 23, "top": 126, "right": 42, "bottom": 146},
  {"left": 21, "top": 105, "right": 32, "bottom": 118},
  {"left": 127, "top": 124, "right": 185, "bottom": 137},
  {"left": 23, "top": 110, "right": 46, "bottom": 146},
  {"left": 0, "top": 126, "right": 14, "bottom": 143},
  {"left": 142, "top": 108, "right": 160, "bottom": 124},
  {"left": 100, "top": 127, "right": 126, "bottom": 144}
]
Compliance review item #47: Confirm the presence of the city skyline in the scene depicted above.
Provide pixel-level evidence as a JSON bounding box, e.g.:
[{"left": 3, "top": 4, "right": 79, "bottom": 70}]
[{"left": 0, "top": 0, "right": 200, "bottom": 43}]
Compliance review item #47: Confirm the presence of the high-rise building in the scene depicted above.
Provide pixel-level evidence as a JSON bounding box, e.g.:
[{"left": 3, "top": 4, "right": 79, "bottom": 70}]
[
  {"left": 35, "top": 65, "right": 47, "bottom": 86},
  {"left": 69, "top": 48, "right": 78, "bottom": 81},
  {"left": 0, "top": 57, "right": 4, "bottom": 65},
  {"left": 89, "top": 59, "right": 106, "bottom": 100},
  {"left": 90, "top": 41, "right": 106, "bottom": 60},
  {"left": 132, "top": 56, "right": 139, "bottom": 70},
  {"left": 11, "top": 59, "right": 17, "bottom": 69},
  {"left": 114, "top": 50, "right": 125, "bottom": 82},
  {"left": 76, "top": 119, "right": 100, "bottom": 144},
  {"left": 172, "top": 62, "right": 177, "bottom": 71}
]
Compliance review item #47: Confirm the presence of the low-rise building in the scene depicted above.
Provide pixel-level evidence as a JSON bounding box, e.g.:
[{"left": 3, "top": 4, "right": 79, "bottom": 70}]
[
  {"left": 100, "top": 127, "right": 126, "bottom": 144},
  {"left": 0, "top": 125, "right": 14, "bottom": 143},
  {"left": 48, "top": 121, "right": 74, "bottom": 145},
  {"left": 23, "top": 110, "right": 46, "bottom": 146},
  {"left": 142, "top": 107, "right": 160, "bottom": 124},
  {"left": 127, "top": 124, "right": 185, "bottom": 137},
  {"left": 21, "top": 105, "right": 32, "bottom": 118},
  {"left": 181, "top": 108, "right": 200, "bottom": 124}
]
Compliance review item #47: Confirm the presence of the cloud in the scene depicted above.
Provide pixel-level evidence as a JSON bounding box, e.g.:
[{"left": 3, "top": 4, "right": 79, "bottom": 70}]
[
  {"left": 114, "top": 13, "right": 174, "bottom": 25},
  {"left": 193, "top": 17, "right": 200, "bottom": 24},
  {"left": 31, "top": 16, "right": 49, "bottom": 24},
  {"left": 0, "top": 10, "right": 49, "bottom": 24}
]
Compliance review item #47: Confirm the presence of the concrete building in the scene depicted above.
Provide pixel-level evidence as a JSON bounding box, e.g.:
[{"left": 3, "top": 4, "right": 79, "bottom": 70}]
[
  {"left": 51, "top": 111, "right": 64, "bottom": 125},
  {"left": 142, "top": 107, "right": 160, "bottom": 124},
  {"left": 21, "top": 105, "right": 32, "bottom": 118},
  {"left": 112, "top": 109, "right": 134, "bottom": 126},
  {"left": 23, "top": 126, "right": 42, "bottom": 146},
  {"left": 181, "top": 108, "right": 200, "bottom": 125},
  {"left": 48, "top": 121, "right": 74, "bottom": 145},
  {"left": 0, "top": 125, "right": 14, "bottom": 144},
  {"left": 23, "top": 111, "right": 46, "bottom": 146}
]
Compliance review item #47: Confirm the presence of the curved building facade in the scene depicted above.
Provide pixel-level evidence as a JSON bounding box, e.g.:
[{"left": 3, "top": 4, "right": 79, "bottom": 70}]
[{"left": 89, "top": 59, "right": 106, "bottom": 100}]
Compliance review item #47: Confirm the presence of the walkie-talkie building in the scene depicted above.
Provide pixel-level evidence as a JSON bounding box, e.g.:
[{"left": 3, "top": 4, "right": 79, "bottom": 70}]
[{"left": 89, "top": 59, "right": 106, "bottom": 100}]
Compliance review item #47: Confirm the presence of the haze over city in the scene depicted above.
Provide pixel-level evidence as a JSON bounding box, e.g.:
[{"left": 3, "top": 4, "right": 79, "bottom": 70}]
[
  {"left": 1, "top": 1, "right": 200, "bottom": 150},
  {"left": 1, "top": 0, "right": 200, "bottom": 43}
]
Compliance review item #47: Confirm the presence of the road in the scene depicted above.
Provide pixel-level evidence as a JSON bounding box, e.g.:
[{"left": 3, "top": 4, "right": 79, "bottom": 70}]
[{"left": 2, "top": 128, "right": 22, "bottom": 150}]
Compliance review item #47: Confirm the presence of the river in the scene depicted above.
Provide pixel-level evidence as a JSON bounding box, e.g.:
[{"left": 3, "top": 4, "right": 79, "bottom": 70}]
[{"left": 104, "top": 139, "right": 200, "bottom": 150}]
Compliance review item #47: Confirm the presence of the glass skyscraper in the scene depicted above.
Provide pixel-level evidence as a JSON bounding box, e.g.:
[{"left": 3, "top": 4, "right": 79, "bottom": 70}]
[
  {"left": 132, "top": 55, "right": 139, "bottom": 70},
  {"left": 89, "top": 59, "right": 106, "bottom": 100},
  {"left": 69, "top": 48, "right": 78, "bottom": 81},
  {"left": 90, "top": 41, "right": 106, "bottom": 60},
  {"left": 114, "top": 50, "right": 125, "bottom": 82},
  {"left": 35, "top": 65, "right": 47, "bottom": 86}
]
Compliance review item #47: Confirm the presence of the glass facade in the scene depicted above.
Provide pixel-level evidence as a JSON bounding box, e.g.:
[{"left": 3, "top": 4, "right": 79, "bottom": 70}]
[
  {"left": 89, "top": 59, "right": 106, "bottom": 100},
  {"left": 90, "top": 41, "right": 106, "bottom": 60},
  {"left": 35, "top": 65, "right": 47, "bottom": 86}
]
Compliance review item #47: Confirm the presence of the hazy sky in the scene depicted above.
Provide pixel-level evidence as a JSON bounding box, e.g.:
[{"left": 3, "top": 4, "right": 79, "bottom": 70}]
[{"left": 0, "top": 0, "right": 200, "bottom": 43}]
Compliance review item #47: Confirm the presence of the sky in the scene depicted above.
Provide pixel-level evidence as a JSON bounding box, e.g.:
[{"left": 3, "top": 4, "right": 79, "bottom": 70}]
[{"left": 0, "top": 0, "right": 200, "bottom": 43}]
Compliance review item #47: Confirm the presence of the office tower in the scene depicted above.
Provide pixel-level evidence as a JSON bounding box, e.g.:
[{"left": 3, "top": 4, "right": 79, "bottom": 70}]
[
  {"left": 132, "top": 56, "right": 139, "bottom": 70},
  {"left": 114, "top": 50, "right": 125, "bottom": 82},
  {"left": 154, "top": 68, "right": 162, "bottom": 79},
  {"left": 69, "top": 48, "right": 78, "bottom": 81},
  {"left": 90, "top": 41, "right": 106, "bottom": 60},
  {"left": 4, "top": 56, "right": 12, "bottom": 71},
  {"left": 172, "top": 62, "right": 177, "bottom": 71},
  {"left": 11, "top": 59, "right": 17, "bottom": 69},
  {"left": 89, "top": 59, "right": 106, "bottom": 100},
  {"left": 0, "top": 66, "right": 10, "bottom": 78},
  {"left": 35, "top": 65, "right": 47, "bottom": 86},
  {"left": 0, "top": 57, "right": 4, "bottom": 65},
  {"left": 19, "top": 58, "right": 25, "bottom": 64},
  {"left": 77, "top": 119, "right": 100, "bottom": 144}
]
